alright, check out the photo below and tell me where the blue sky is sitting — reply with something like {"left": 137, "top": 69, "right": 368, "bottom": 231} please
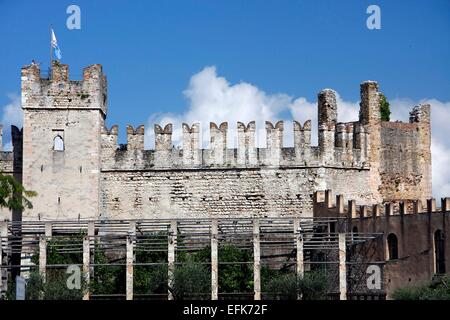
{"left": 1, "top": 1, "right": 449, "bottom": 125}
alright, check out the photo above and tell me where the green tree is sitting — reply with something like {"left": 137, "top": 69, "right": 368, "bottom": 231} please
{"left": 0, "top": 171, "right": 36, "bottom": 211}
{"left": 90, "top": 243, "right": 126, "bottom": 295}
{"left": 171, "top": 260, "right": 210, "bottom": 300}
{"left": 218, "top": 245, "right": 253, "bottom": 293}
{"left": 134, "top": 233, "right": 168, "bottom": 295}
{"left": 379, "top": 93, "right": 391, "bottom": 121}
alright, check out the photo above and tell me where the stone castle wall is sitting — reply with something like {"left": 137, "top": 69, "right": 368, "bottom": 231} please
{"left": 0, "top": 62, "right": 433, "bottom": 221}
{"left": 379, "top": 105, "right": 432, "bottom": 201}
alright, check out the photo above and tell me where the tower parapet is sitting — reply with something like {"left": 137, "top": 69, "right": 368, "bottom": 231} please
{"left": 21, "top": 61, "right": 107, "bottom": 115}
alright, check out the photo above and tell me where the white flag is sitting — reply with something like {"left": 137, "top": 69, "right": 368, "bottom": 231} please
{"left": 51, "top": 29, "right": 62, "bottom": 60}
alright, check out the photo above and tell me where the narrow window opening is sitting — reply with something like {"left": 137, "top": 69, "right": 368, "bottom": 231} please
{"left": 434, "top": 229, "right": 446, "bottom": 274}
{"left": 387, "top": 233, "right": 398, "bottom": 260}
{"left": 53, "top": 135, "right": 64, "bottom": 151}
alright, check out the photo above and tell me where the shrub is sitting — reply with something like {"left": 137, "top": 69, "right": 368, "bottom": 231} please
{"left": 171, "top": 261, "right": 210, "bottom": 300}
{"left": 391, "top": 285, "right": 424, "bottom": 300}
{"left": 262, "top": 271, "right": 330, "bottom": 300}
{"left": 90, "top": 246, "right": 125, "bottom": 295}
{"left": 264, "top": 270, "right": 330, "bottom": 300}
{"left": 24, "top": 270, "right": 86, "bottom": 300}
{"left": 298, "top": 270, "right": 330, "bottom": 300}
{"left": 392, "top": 276, "right": 450, "bottom": 300}
{"left": 379, "top": 93, "right": 391, "bottom": 121}
{"left": 134, "top": 264, "right": 168, "bottom": 295}
{"left": 218, "top": 245, "right": 253, "bottom": 293}
{"left": 264, "top": 273, "right": 298, "bottom": 300}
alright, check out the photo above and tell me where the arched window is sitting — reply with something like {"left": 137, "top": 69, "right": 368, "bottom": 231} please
{"left": 53, "top": 135, "right": 64, "bottom": 151}
{"left": 387, "top": 233, "right": 398, "bottom": 260}
{"left": 434, "top": 230, "right": 446, "bottom": 274}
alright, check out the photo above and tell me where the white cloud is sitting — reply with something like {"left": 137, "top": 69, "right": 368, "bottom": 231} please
{"left": 1, "top": 93, "right": 22, "bottom": 151}
{"left": 146, "top": 66, "right": 293, "bottom": 149}
{"left": 146, "top": 66, "right": 450, "bottom": 200}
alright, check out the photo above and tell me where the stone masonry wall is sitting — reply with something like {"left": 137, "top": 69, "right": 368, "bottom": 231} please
{"left": 100, "top": 167, "right": 372, "bottom": 219}
{"left": 11, "top": 62, "right": 432, "bottom": 221}
{"left": 379, "top": 104, "right": 432, "bottom": 203}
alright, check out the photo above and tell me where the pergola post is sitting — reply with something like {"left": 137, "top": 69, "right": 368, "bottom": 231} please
{"left": 168, "top": 220, "right": 177, "bottom": 300}
{"left": 44, "top": 222, "right": 53, "bottom": 238}
{"left": 0, "top": 221, "right": 6, "bottom": 292}
{"left": 82, "top": 236, "right": 90, "bottom": 300}
{"left": 211, "top": 219, "right": 219, "bottom": 300}
{"left": 294, "top": 218, "right": 304, "bottom": 278}
{"left": 253, "top": 219, "right": 261, "bottom": 300}
{"left": 126, "top": 221, "right": 136, "bottom": 300}
{"left": 39, "top": 236, "right": 47, "bottom": 282}
{"left": 126, "top": 235, "right": 134, "bottom": 300}
{"left": 338, "top": 233, "right": 347, "bottom": 300}
{"left": 87, "top": 221, "right": 95, "bottom": 283}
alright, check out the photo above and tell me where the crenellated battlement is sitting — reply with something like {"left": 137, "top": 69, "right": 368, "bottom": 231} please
{"left": 314, "top": 189, "right": 450, "bottom": 219}
{"left": 21, "top": 60, "right": 107, "bottom": 115}
{"left": 100, "top": 118, "right": 373, "bottom": 170}
{"left": 100, "top": 89, "right": 431, "bottom": 172}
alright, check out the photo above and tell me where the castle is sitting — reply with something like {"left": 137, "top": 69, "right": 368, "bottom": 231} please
{"left": 0, "top": 61, "right": 432, "bottom": 222}
{"left": 1, "top": 61, "right": 448, "bottom": 300}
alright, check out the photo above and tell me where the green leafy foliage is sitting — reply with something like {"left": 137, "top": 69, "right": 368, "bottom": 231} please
{"left": 134, "top": 233, "right": 168, "bottom": 295}
{"left": 379, "top": 93, "right": 391, "bottom": 121}
{"left": 7, "top": 270, "right": 88, "bottom": 300}
{"left": 263, "top": 270, "right": 330, "bottom": 300}
{"left": 5, "top": 232, "right": 332, "bottom": 300}
{"left": 171, "top": 260, "right": 210, "bottom": 300}
{"left": 264, "top": 273, "right": 298, "bottom": 300}
{"left": 392, "top": 275, "right": 450, "bottom": 300}
{"left": 90, "top": 243, "right": 126, "bottom": 295}
{"left": 298, "top": 270, "right": 330, "bottom": 300}
{"left": 34, "top": 270, "right": 86, "bottom": 300}
{"left": 218, "top": 244, "right": 253, "bottom": 293}
{"left": 0, "top": 171, "right": 36, "bottom": 211}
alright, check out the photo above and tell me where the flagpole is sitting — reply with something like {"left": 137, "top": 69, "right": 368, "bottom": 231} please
{"left": 49, "top": 26, "right": 53, "bottom": 79}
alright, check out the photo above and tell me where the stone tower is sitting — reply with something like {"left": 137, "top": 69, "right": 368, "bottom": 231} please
{"left": 21, "top": 61, "right": 107, "bottom": 220}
